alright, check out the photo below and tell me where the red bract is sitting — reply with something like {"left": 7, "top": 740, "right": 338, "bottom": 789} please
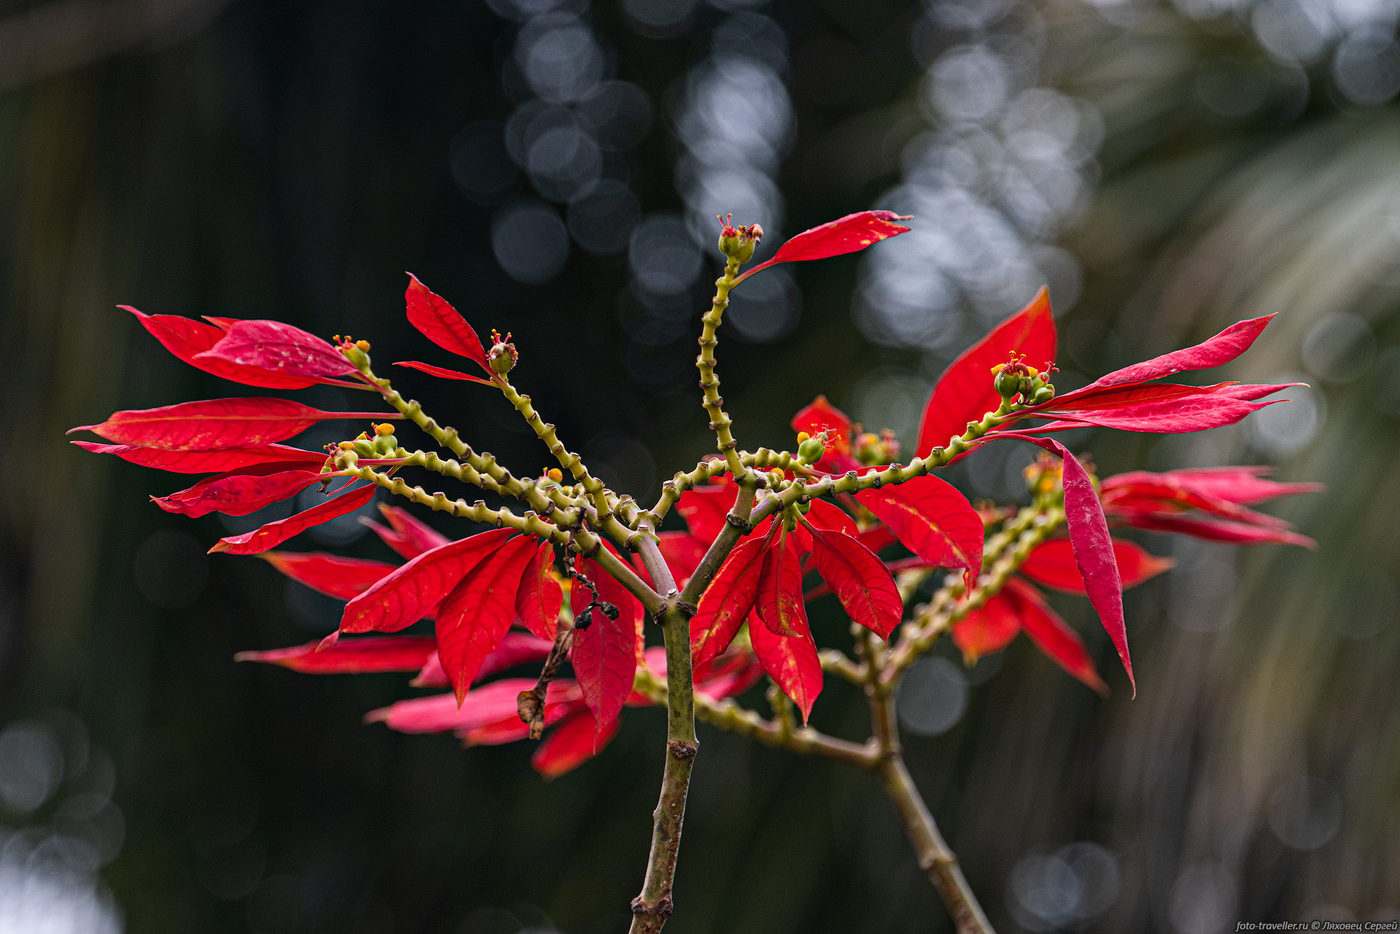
{"left": 393, "top": 361, "right": 495, "bottom": 386}
{"left": 735, "top": 210, "right": 912, "bottom": 284}
{"left": 1100, "top": 467, "right": 1319, "bottom": 547}
{"left": 806, "top": 526, "right": 903, "bottom": 640}
{"left": 748, "top": 610, "right": 822, "bottom": 722}
{"left": 435, "top": 535, "right": 539, "bottom": 702}
{"left": 790, "top": 396, "right": 861, "bottom": 473}
{"left": 1020, "top": 538, "right": 1173, "bottom": 595}
{"left": 260, "top": 551, "right": 396, "bottom": 600}
{"left": 690, "top": 536, "right": 768, "bottom": 667}
{"left": 362, "top": 504, "right": 451, "bottom": 560}
{"left": 235, "top": 636, "right": 435, "bottom": 674}
{"left": 856, "top": 476, "right": 983, "bottom": 592}
{"left": 533, "top": 709, "right": 620, "bottom": 778}
{"left": 571, "top": 552, "right": 644, "bottom": 732}
{"left": 72, "top": 440, "right": 325, "bottom": 474}
{"left": 674, "top": 484, "right": 733, "bottom": 543}
{"left": 71, "top": 398, "right": 394, "bottom": 451}
{"left": 756, "top": 527, "right": 807, "bottom": 637}
{"left": 515, "top": 540, "right": 563, "bottom": 641}
{"left": 413, "top": 633, "right": 554, "bottom": 689}
{"left": 152, "top": 468, "right": 327, "bottom": 518}
{"left": 209, "top": 483, "right": 377, "bottom": 555}
{"left": 915, "top": 288, "right": 1056, "bottom": 457}
{"left": 194, "top": 319, "right": 359, "bottom": 382}
{"left": 403, "top": 274, "right": 491, "bottom": 375}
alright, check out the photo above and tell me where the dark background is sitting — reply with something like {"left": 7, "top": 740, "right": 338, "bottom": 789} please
{"left": 2, "top": 0, "right": 1398, "bottom": 931}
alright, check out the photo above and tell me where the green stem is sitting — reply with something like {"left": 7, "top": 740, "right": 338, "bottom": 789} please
{"left": 696, "top": 258, "right": 749, "bottom": 481}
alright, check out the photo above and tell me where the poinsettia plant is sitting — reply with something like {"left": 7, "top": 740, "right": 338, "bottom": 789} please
{"left": 72, "top": 210, "right": 1317, "bottom": 933}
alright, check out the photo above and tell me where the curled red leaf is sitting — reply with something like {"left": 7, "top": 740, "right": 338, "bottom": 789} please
{"left": 122, "top": 305, "right": 336, "bottom": 389}
{"left": 736, "top": 210, "right": 912, "bottom": 283}
{"left": 193, "top": 319, "right": 358, "bottom": 381}
{"left": 152, "top": 468, "right": 326, "bottom": 517}
{"left": 209, "top": 483, "right": 377, "bottom": 555}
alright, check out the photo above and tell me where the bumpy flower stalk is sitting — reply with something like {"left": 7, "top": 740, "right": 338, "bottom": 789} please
{"left": 696, "top": 255, "right": 749, "bottom": 481}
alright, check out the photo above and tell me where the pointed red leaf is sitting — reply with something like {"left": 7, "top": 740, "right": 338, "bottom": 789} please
{"left": 152, "top": 468, "right": 325, "bottom": 517}
{"left": 259, "top": 551, "right": 397, "bottom": 600}
{"left": 1006, "top": 579, "right": 1107, "bottom": 694}
{"left": 412, "top": 632, "right": 554, "bottom": 688}
{"left": 435, "top": 534, "right": 537, "bottom": 702}
{"left": 689, "top": 536, "right": 768, "bottom": 667}
{"left": 1116, "top": 513, "right": 1316, "bottom": 548}
{"left": 209, "top": 483, "right": 376, "bottom": 554}
{"left": 756, "top": 528, "right": 806, "bottom": 637}
{"left": 805, "top": 499, "right": 858, "bottom": 537}
{"left": 461, "top": 682, "right": 585, "bottom": 746}
{"left": 122, "top": 305, "right": 329, "bottom": 389}
{"left": 1004, "top": 436, "right": 1132, "bottom": 694}
{"left": 532, "top": 708, "right": 621, "bottom": 778}
{"left": 364, "top": 504, "right": 451, "bottom": 560}
{"left": 194, "top": 319, "right": 358, "bottom": 381}
{"left": 515, "top": 540, "right": 563, "bottom": 641}
{"left": 1109, "top": 466, "right": 1322, "bottom": 507}
{"left": 576, "top": 547, "right": 644, "bottom": 647}
{"left": 339, "top": 527, "right": 514, "bottom": 633}
{"left": 1087, "top": 315, "right": 1275, "bottom": 390}
{"left": 856, "top": 475, "right": 984, "bottom": 591}
{"left": 951, "top": 593, "right": 1022, "bottom": 661}
{"left": 790, "top": 395, "right": 854, "bottom": 469}
{"left": 72, "top": 440, "right": 325, "bottom": 474}
{"left": 808, "top": 527, "right": 903, "bottom": 639}
{"left": 1021, "top": 538, "right": 1173, "bottom": 594}
{"left": 235, "top": 636, "right": 434, "bottom": 674}
{"left": 1029, "top": 382, "right": 1292, "bottom": 433}
{"left": 404, "top": 274, "right": 491, "bottom": 373}
{"left": 365, "top": 677, "right": 538, "bottom": 734}
{"left": 736, "top": 211, "right": 912, "bottom": 283}
{"left": 916, "top": 288, "right": 1056, "bottom": 457}
{"left": 674, "top": 485, "right": 733, "bottom": 543}
{"left": 571, "top": 591, "right": 640, "bottom": 734}
{"left": 749, "top": 614, "right": 822, "bottom": 723}
{"left": 72, "top": 398, "right": 394, "bottom": 450}
{"left": 394, "top": 361, "right": 495, "bottom": 385}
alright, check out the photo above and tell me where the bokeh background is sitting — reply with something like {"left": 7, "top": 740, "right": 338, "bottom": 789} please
{"left": 2, "top": 0, "right": 1398, "bottom": 931}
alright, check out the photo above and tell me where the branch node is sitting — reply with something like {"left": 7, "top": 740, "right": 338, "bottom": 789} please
{"left": 667, "top": 740, "right": 698, "bottom": 760}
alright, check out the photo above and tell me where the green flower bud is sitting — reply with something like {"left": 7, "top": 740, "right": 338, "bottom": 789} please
{"left": 797, "top": 436, "right": 827, "bottom": 464}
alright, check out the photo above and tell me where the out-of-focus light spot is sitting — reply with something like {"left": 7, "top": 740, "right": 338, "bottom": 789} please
{"left": 483, "top": 0, "right": 581, "bottom": 22}
{"left": 712, "top": 12, "right": 788, "bottom": 67}
{"left": 1169, "top": 861, "right": 1237, "bottom": 934}
{"left": 1057, "top": 842, "right": 1120, "bottom": 921}
{"left": 525, "top": 124, "right": 602, "bottom": 203}
{"left": 1008, "top": 851, "right": 1082, "bottom": 931}
{"left": 576, "top": 81, "right": 653, "bottom": 151}
{"left": 516, "top": 16, "right": 605, "bottom": 104}
{"left": 679, "top": 162, "right": 781, "bottom": 244}
{"left": 1268, "top": 773, "right": 1343, "bottom": 849}
{"left": 1251, "top": 0, "right": 1333, "bottom": 64}
{"left": 924, "top": 46, "right": 1012, "bottom": 125}
{"left": 0, "top": 722, "right": 63, "bottom": 814}
{"left": 706, "top": 0, "right": 767, "bottom": 11}
{"left": 1245, "top": 377, "right": 1323, "bottom": 457}
{"left": 450, "top": 122, "right": 518, "bottom": 204}
{"left": 133, "top": 529, "right": 207, "bottom": 609}
{"left": 493, "top": 201, "right": 571, "bottom": 284}
{"left": 726, "top": 267, "right": 799, "bottom": 344}
{"left": 1302, "top": 312, "right": 1376, "bottom": 382}
{"left": 1332, "top": 32, "right": 1400, "bottom": 105}
{"left": 927, "top": 0, "right": 1015, "bottom": 31}
{"left": 897, "top": 657, "right": 968, "bottom": 735}
{"left": 629, "top": 214, "right": 703, "bottom": 296}
{"left": 0, "top": 840, "right": 121, "bottom": 934}
{"left": 568, "top": 181, "right": 640, "bottom": 254}
{"left": 621, "top": 0, "right": 698, "bottom": 35}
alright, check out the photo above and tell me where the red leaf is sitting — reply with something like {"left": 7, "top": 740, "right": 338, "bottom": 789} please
{"left": 194, "top": 319, "right": 358, "bottom": 381}
{"left": 571, "top": 591, "right": 640, "bottom": 734}
{"left": 72, "top": 440, "right": 325, "bottom": 474}
{"left": 152, "top": 468, "right": 325, "bottom": 517}
{"left": 404, "top": 274, "right": 491, "bottom": 373}
{"left": 916, "top": 288, "right": 1056, "bottom": 457}
{"left": 856, "top": 475, "right": 984, "bottom": 591}
{"left": 413, "top": 632, "right": 553, "bottom": 688}
{"left": 365, "top": 504, "right": 451, "bottom": 560}
{"left": 436, "top": 534, "right": 537, "bottom": 702}
{"left": 1029, "top": 382, "right": 1292, "bottom": 433}
{"left": 1115, "top": 513, "right": 1316, "bottom": 548}
{"left": 209, "top": 483, "right": 376, "bottom": 554}
{"left": 461, "top": 682, "right": 585, "bottom": 745}
{"left": 339, "top": 527, "right": 514, "bottom": 633}
{"left": 805, "top": 499, "right": 858, "bottom": 537}
{"left": 122, "top": 305, "right": 327, "bottom": 389}
{"left": 1110, "top": 466, "right": 1322, "bottom": 507}
{"left": 1007, "top": 436, "right": 1133, "bottom": 694}
{"left": 808, "top": 527, "right": 903, "bottom": 639}
{"left": 674, "top": 485, "right": 733, "bottom": 543}
{"left": 1086, "top": 315, "right": 1274, "bottom": 390}
{"left": 515, "top": 539, "right": 563, "bottom": 641}
{"left": 1006, "top": 579, "right": 1107, "bottom": 694}
{"left": 689, "top": 536, "right": 768, "bottom": 667}
{"left": 736, "top": 210, "right": 912, "bottom": 283}
{"left": 576, "top": 547, "right": 644, "bottom": 648}
{"left": 1021, "top": 539, "right": 1173, "bottom": 594}
{"left": 756, "top": 528, "right": 806, "bottom": 637}
{"left": 951, "top": 593, "right": 1022, "bottom": 661}
{"left": 260, "top": 551, "right": 397, "bottom": 600}
{"left": 532, "top": 708, "right": 620, "bottom": 778}
{"left": 394, "top": 361, "right": 495, "bottom": 385}
{"left": 748, "top": 614, "right": 822, "bottom": 723}
{"left": 790, "top": 395, "right": 853, "bottom": 465}
{"left": 366, "top": 677, "right": 538, "bottom": 734}
{"left": 235, "top": 636, "right": 434, "bottom": 674}
{"left": 72, "top": 398, "right": 394, "bottom": 450}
